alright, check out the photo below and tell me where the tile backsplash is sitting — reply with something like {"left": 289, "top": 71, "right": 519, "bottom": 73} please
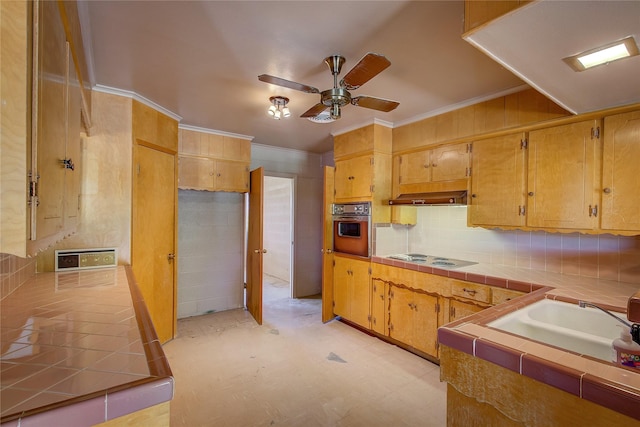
{"left": 374, "top": 206, "right": 640, "bottom": 285}
{"left": 0, "top": 253, "right": 36, "bottom": 299}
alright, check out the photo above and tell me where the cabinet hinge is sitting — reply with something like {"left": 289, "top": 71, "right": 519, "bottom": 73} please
{"left": 332, "top": 259, "right": 335, "bottom": 267}
{"left": 370, "top": 185, "right": 374, "bottom": 193}
{"left": 28, "top": 171, "right": 40, "bottom": 207}
{"left": 591, "top": 127, "right": 600, "bottom": 139}
{"left": 435, "top": 303, "right": 440, "bottom": 313}
{"left": 368, "top": 267, "right": 372, "bottom": 275}
{"left": 589, "top": 204, "right": 598, "bottom": 217}
{"left": 518, "top": 205, "right": 526, "bottom": 216}
{"left": 399, "top": 156, "right": 403, "bottom": 164}
{"left": 520, "top": 138, "right": 528, "bottom": 149}
{"left": 370, "top": 157, "right": 374, "bottom": 166}
{"left": 465, "top": 167, "right": 471, "bottom": 177}
{"left": 467, "top": 143, "right": 472, "bottom": 153}
{"left": 368, "top": 315, "right": 371, "bottom": 322}
{"left": 137, "top": 163, "right": 141, "bottom": 175}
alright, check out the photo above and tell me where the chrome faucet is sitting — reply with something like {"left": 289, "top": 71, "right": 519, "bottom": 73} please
{"left": 578, "top": 300, "right": 632, "bottom": 328}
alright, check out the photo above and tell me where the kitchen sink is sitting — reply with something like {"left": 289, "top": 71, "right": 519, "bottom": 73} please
{"left": 488, "top": 299, "right": 626, "bottom": 362}
{"left": 386, "top": 253, "right": 477, "bottom": 269}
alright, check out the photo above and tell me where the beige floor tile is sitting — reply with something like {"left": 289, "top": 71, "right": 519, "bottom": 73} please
{"left": 164, "top": 275, "right": 446, "bottom": 426}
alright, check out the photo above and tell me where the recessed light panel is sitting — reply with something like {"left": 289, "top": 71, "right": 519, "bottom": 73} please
{"left": 564, "top": 36, "right": 639, "bottom": 72}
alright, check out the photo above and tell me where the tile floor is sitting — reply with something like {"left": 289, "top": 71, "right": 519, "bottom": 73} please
{"left": 163, "top": 275, "right": 447, "bottom": 426}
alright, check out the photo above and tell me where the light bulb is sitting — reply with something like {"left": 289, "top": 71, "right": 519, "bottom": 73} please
{"left": 282, "top": 106, "right": 290, "bottom": 118}
{"left": 268, "top": 105, "right": 276, "bottom": 116}
{"left": 274, "top": 109, "right": 281, "bottom": 120}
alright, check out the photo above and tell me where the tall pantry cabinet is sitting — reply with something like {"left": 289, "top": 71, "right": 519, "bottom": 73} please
{"left": 330, "top": 123, "right": 392, "bottom": 326}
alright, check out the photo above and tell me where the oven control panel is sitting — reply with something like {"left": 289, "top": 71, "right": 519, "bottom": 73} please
{"left": 332, "top": 202, "right": 371, "bottom": 216}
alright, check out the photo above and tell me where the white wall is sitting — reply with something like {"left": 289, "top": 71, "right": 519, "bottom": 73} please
{"left": 263, "top": 176, "right": 292, "bottom": 282}
{"left": 177, "top": 190, "right": 244, "bottom": 318}
{"left": 375, "top": 206, "right": 640, "bottom": 285}
{"left": 251, "top": 143, "right": 324, "bottom": 297}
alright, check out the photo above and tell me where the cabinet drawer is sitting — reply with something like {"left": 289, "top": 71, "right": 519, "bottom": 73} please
{"left": 492, "top": 288, "right": 524, "bottom": 305}
{"left": 450, "top": 280, "right": 491, "bottom": 304}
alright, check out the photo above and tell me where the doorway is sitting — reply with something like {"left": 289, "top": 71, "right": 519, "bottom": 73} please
{"left": 262, "top": 175, "right": 294, "bottom": 303}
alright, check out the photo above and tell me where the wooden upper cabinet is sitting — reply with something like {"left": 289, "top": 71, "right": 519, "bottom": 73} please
{"left": 601, "top": 111, "right": 640, "bottom": 233}
{"left": 177, "top": 129, "right": 250, "bottom": 193}
{"left": 397, "top": 143, "right": 470, "bottom": 194}
{"left": 334, "top": 155, "right": 374, "bottom": 200}
{"left": 464, "top": 1, "right": 530, "bottom": 33}
{"left": 132, "top": 101, "right": 178, "bottom": 151}
{"left": 469, "top": 133, "right": 527, "bottom": 228}
{"left": 333, "top": 124, "right": 392, "bottom": 222}
{"left": 527, "top": 120, "right": 601, "bottom": 231}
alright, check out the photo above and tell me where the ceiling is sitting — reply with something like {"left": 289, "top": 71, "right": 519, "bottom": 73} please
{"left": 78, "top": 1, "right": 638, "bottom": 154}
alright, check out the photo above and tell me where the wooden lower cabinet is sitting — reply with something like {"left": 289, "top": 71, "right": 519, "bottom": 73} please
{"left": 333, "top": 256, "right": 371, "bottom": 329}
{"left": 388, "top": 285, "right": 439, "bottom": 357}
{"left": 371, "top": 279, "right": 388, "bottom": 335}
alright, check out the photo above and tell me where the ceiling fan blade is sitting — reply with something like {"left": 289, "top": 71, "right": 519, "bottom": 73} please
{"left": 351, "top": 96, "right": 399, "bottom": 112}
{"left": 340, "top": 53, "right": 391, "bottom": 90}
{"left": 300, "top": 103, "right": 328, "bottom": 118}
{"left": 258, "top": 74, "right": 320, "bottom": 94}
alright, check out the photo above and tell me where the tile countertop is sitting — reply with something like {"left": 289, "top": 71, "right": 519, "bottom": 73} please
{"left": 0, "top": 266, "right": 173, "bottom": 426}
{"left": 370, "top": 257, "right": 640, "bottom": 420}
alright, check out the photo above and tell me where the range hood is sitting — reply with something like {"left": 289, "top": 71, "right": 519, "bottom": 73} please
{"left": 388, "top": 191, "right": 467, "bottom": 206}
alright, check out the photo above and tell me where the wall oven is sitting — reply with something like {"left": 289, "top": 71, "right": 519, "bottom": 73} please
{"left": 332, "top": 202, "right": 371, "bottom": 258}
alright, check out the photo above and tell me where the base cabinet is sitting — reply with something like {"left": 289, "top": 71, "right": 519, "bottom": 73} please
{"left": 388, "top": 285, "right": 439, "bottom": 357}
{"left": 333, "top": 256, "right": 371, "bottom": 329}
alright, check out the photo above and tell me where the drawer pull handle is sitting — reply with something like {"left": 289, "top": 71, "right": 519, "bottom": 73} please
{"left": 462, "top": 288, "right": 477, "bottom": 295}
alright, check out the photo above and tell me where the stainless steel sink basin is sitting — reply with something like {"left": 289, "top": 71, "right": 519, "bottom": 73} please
{"left": 488, "top": 299, "right": 626, "bottom": 362}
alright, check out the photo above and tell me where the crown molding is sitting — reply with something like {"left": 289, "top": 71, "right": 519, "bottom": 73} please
{"left": 92, "top": 85, "right": 183, "bottom": 122}
{"left": 179, "top": 124, "right": 254, "bottom": 141}
{"left": 330, "top": 117, "right": 394, "bottom": 137}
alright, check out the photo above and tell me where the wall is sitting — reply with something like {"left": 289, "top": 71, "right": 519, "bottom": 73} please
{"left": 375, "top": 206, "right": 640, "bottom": 285}
{"left": 251, "top": 143, "right": 324, "bottom": 298}
{"left": 0, "top": 255, "right": 36, "bottom": 299}
{"left": 37, "top": 91, "right": 133, "bottom": 271}
{"left": 263, "top": 176, "right": 292, "bottom": 283}
{"left": 177, "top": 190, "right": 244, "bottom": 318}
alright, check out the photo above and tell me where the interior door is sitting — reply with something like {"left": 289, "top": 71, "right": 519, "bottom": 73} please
{"left": 321, "top": 166, "right": 335, "bottom": 323}
{"left": 246, "top": 167, "right": 264, "bottom": 325}
{"left": 132, "top": 144, "right": 176, "bottom": 343}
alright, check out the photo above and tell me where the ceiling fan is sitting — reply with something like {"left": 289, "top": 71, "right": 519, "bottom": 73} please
{"left": 258, "top": 52, "right": 400, "bottom": 121}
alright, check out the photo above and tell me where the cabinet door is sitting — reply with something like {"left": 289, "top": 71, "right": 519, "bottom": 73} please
{"left": 411, "top": 292, "right": 439, "bottom": 356}
{"left": 601, "top": 111, "right": 640, "bottom": 232}
{"left": 178, "top": 156, "right": 214, "bottom": 190}
{"left": 527, "top": 120, "right": 600, "bottom": 230}
{"left": 430, "top": 143, "right": 470, "bottom": 182}
{"left": 469, "top": 133, "right": 526, "bottom": 227}
{"left": 371, "top": 279, "right": 387, "bottom": 335}
{"left": 388, "top": 286, "right": 414, "bottom": 346}
{"left": 333, "top": 257, "right": 351, "bottom": 318}
{"left": 350, "top": 259, "right": 371, "bottom": 329}
{"left": 34, "top": 0, "right": 67, "bottom": 240}
{"left": 398, "top": 150, "right": 431, "bottom": 185}
{"left": 335, "top": 155, "right": 373, "bottom": 200}
{"left": 214, "top": 160, "right": 249, "bottom": 192}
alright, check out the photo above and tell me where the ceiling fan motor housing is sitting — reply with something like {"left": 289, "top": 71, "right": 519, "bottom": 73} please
{"left": 321, "top": 88, "right": 351, "bottom": 107}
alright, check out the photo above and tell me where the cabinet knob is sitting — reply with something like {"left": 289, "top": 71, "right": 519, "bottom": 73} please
{"left": 471, "top": 194, "right": 477, "bottom": 198}
{"left": 603, "top": 187, "right": 612, "bottom": 194}
{"left": 254, "top": 249, "right": 267, "bottom": 254}
{"left": 528, "top": 192, "right": 534, "bottom": 197}
{"left": 167, "top": 253, "right": 175, "bottom": 261}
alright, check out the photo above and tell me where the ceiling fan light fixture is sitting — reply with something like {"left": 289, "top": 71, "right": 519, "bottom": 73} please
{"left": 563, "top": 36, "right": 639, "bottom": 72}
{"left": 267, "top": 96, "right": 290, "bottom": 120}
